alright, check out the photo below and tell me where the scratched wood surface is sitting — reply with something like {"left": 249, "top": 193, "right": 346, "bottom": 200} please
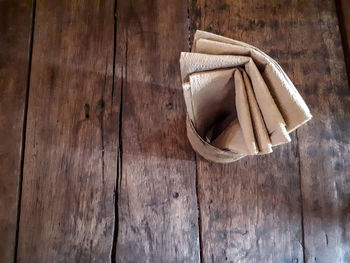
{"left": 294, "top": 1, "right": 350, "bottom": 262}
{"left": 189, "top": 1, "right": 304, "bottom": 262}
{"left": 114, "top": 0, "right": 200, "bottom": 262}
{"left": 0, "top": 0, "right": 349, "bottom": 262}
{"left": 189, "top": 0, "right": 350, "bottom": 262}
{"left": 0, "top": 1, "right": 33, "bottom": 263}
{"left": 15, "top": 0, "right": 119, "bottom": 262}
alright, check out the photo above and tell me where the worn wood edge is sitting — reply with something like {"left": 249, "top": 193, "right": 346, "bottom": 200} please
{"left": 0, "top": 0, "right": 35, "bottom": 262}
{"left": 14, "top": 1, "right": 37, "bottom": 262}
{"left": 110, "top": 0, "right": 119, "bottom": 262}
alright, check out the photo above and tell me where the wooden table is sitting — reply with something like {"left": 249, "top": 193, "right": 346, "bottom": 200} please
{"left": 1, "top": 0, "right": 349, "bottom": 262}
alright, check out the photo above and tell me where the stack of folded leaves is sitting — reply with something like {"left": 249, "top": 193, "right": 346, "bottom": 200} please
{"left": 180, "top": 30, "right": 312, "bottom": 163}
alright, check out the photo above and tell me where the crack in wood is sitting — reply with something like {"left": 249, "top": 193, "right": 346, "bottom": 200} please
{"left": 14, "top": 1, "right": 37, "bottom": 262}
{"left": 111, "top": 0, "right": 119, "bottom": 262}
{"left": 187, "top": 1, "right": 203, "bottom": 262}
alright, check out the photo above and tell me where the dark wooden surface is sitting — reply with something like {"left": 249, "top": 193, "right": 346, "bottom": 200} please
{"left": 0, "top": 1, "right": 34, "bottom": 262}
{"left": 290, "top": 1, "right": 350, "bottom": 261}
{"left": 0, "top": 0, "right": 349, "bottom": 262}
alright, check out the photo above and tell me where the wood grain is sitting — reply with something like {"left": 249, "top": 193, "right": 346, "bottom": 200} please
{"left": 114, "top": 0, "right": 200, "bottom": 262}
{"left": 293, "top": 1, "right": 350, "bottom": 262}
{"left": 1, "top": 0, "right": 348, "bottom": 261}
{"left": 16, "top": 0, "right": 119, "bottom": 262}
{"left": 0, "top": 1, "right": 34, "bottom": 262}
{"left": 189, "top": 0, "right": 307, "bottom": 262}
{"left": 190, "top": 0, "right": 350, "bottom": 262}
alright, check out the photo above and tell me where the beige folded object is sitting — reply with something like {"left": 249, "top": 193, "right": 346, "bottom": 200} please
{"left": 180, "top": 30, "right": 312, "bottom": 163}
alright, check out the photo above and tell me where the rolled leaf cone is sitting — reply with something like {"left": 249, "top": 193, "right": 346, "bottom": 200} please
{"left": 180, "top": 30, "right": 312, "bottom": 163}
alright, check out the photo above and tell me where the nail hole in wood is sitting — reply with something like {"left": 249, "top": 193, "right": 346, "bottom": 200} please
{"left": 166, "top": 102, "right": 173, "bottom": 110}
{"left": 84, "top": 104, "right": 90, "bottom": 119}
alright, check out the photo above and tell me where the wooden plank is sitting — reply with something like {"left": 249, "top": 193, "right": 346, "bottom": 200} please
{"left": 0, "top": 1, "right": 33, "bottom": 262}
{"left": 114, "top": 0, "right": 200, "bottom": 262}
{"left": 190, "top": 0, "right": 350, "bottom": 262}
{"left": 16, "top": 0, "right": 119, "bottom": 262}
{"left": 189, "top": 1, "right": 307, "bottom": 262}
{"left": 293, "top": 1, "right": 350, "bottom": 262}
